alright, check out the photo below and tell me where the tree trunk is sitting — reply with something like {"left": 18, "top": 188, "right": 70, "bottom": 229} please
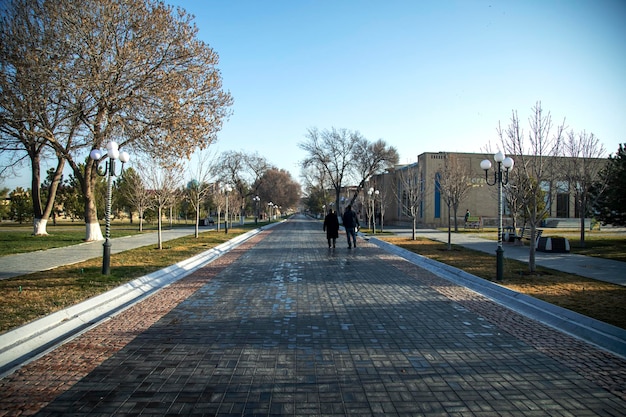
{"left": 84, "top": 181, "right": 104, "bottom": 241}
{"left": 528, "top": 226, "right": 537, "bottom": 273}
{"left": 335, "top": 188, "right": 342, "bottom": 219}
{"left": 82, "top": 158, "right": 104, "bottom": 241}
{"left": 157, "top": 206, "right": 163, "bottom": 250}
{"left": 33, "top": 218, "right": 48, "bottom": 235}
{"left": 452, "top": 206, "right": 459, "bottom": 232}
{"left": 447, "top": 203, "right": 452, "bottom": 250}
{"left": 33, "top": 158, "right": 66, "bottom": 236}
{"left": 579, "top": 196, "right": 586, "bottom": 248}
{"left": 30, "top": 155, "right": 47, "bottom": 236}
{"left": 412, "top": 217, "right": 416, "bottom": 240}
{"left": 195, "top": 204, "right": 200, "bottom": 238}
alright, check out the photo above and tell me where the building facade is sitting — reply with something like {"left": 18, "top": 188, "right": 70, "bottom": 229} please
{"left": 367, "top": 151, "right": 605, "bottom": 228}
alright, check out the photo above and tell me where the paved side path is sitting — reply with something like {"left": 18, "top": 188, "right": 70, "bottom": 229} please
{"left": 2, "top": 216, "right": 623, "bottom": 416}
{"left": 0, "top": 227, "right": 201, "bottom": 280}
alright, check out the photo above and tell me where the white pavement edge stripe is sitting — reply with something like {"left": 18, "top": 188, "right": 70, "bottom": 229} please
{"left": 369, "top": 236, "right": 626, "bottom": 360}
{"left": 0, "top": 223, "right": 280, "bottom": 377}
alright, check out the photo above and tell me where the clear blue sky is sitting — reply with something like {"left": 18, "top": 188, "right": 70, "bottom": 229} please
{"left": 3, "top": 0, "right": 625, "bottom": 189}
{"left": 170, "top": 0, "right": 625, "bottom": 177}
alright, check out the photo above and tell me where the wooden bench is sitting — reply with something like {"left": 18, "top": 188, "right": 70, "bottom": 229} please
{"left": 464, "top": 216, "right": 482, "bottom": 230}
{"left": 515, "top": 227, "right": 543, "bottom": 245}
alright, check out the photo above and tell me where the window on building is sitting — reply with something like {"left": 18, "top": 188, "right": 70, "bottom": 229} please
{"left": 556, "top": 180, "right": 570, "bottom": 218}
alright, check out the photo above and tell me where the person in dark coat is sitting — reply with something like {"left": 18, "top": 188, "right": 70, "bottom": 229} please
{"left": 342, "top": 204, "right": 360, "bottom": 248}
{"left": 323, "top": 209, "right": 339, "bottom": 248}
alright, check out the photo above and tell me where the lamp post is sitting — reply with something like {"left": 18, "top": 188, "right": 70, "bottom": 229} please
{"left": 89, "top": 141, "right": 130, "bottom": 275}
{"left": 480, "top": 151, "right": 514, "bottom": 281}
{"left": 253, "top": 195, "right": 260, "bottom": 224}
{"left": 267, "top": 202, "right": 273, "bottom": 223}
{"left": 368, "top": 187, "right": 377, "bottom": 234}
{"left": 374, "top": 190, "right": 383, "bottom": 232}
{"left": 223, "top": 184, "right": 232, "bottom": 234}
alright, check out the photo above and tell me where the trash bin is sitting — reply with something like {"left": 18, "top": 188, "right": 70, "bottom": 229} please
{"left": 537, "top": 237, "right": 570, "bottom": 253}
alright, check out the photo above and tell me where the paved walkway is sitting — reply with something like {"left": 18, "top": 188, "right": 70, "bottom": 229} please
{"left": 1, "top": 216, "right": 624, "bottom": 416}
{"left": 0, "top": 226, "right": 209, "bottom": 280}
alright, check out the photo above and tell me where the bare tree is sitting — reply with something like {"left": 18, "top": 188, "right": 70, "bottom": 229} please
{"left": 212, "top": 183, "right": 226, "bottom": 231}
{"left": 352, "top": 138, "right": 399, "bottom": 206}
{"left": 437, "top": 154, "right": 472, "bottom": 233}
{"left": 300, "top": 127, "right": 359, "bottom": 214}
{"left": 217, "top": 151, "right": 271, "bottom": 222}
{"left": 394, "top": 164, "right": 427, "bottom": 240}
{"left": 562, "top": 130, "right": 607, "bottom": 246}
{"left": 300, "top": 157, "right": 333, "bottom": 216}
{"left": 299, "top": 127, "right": 398, "bottom": 216}
{"left": 497, "top": 102, "right": 565, "bottom": 273}
{"left": 185, "top": 150, "right": 218, "bottom": 238}
{"left": 117, "top": 167, "right": 150, "bottom": 232}
{"left": 138, "top": 157, "right": 183, "bottom": 250}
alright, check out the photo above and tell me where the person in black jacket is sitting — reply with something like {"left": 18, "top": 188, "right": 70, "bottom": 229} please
{"left": 342, "top": 205, "right": 360, "bottom": 248}
{"left": 323, "top": 209, "right": 339, "bottom": 248}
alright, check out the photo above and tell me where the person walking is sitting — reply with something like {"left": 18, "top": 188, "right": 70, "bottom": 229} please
{"left": 342, "top": 204, "right": 360, "bottom": 248}
{"left": 323, "top": 209, "right": 339, "bottom": 248}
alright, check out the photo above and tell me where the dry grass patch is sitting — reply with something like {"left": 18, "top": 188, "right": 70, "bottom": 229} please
{"left": 382, "top": 237, "right": 626, "bottom": 330}
{"left": 0, "top": 229, "right": 247, "bottom": 333}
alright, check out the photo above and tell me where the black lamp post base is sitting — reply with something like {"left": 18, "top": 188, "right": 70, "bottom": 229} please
{"left": 496, "top": 246, "right": 504, "bottom": 281}
{"left": 102, "top": 239, "right": 111, "bottom": 275}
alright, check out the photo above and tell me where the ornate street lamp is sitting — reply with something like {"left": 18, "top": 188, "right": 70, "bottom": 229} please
{"left": 253, "top": 195, "right": 260, "bottom": 224}
{"left": 268, "top": 202, "right": 274, "bottom": 222}
{"left": 89, "top": 141, "right": 130, "bottom": 275}
{"left": 480, "top": 151, "right": 514, "bottom": 281}
{"left": 368, "top": 187, "right": 378, "bottom": 234}
{"left": 223, "top": 184, "right": 232, "bottom": 234}
{"left": 374, "top": 190, "right": 383, "bottom": 232}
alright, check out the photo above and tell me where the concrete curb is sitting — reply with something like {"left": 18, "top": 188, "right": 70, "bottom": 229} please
{"left": 0, "top": 223, "right": 280, "bottom": 377}
{"left": 369, "top": 236, "right": 626, "bottom": 359}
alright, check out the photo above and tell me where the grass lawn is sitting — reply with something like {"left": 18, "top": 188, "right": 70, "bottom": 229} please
{"left": 469, "top": 227, "right": 626, "bottom": 261}
{"left": 381, "top": 236, "right": 626, "bottom": 330}
{"left": 0, "top": 221, "right": 198, "bottom": 256}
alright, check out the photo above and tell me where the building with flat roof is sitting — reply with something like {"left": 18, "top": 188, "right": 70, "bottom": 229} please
{"left": 365, "top": 151, "right": 606, "bottom": 229}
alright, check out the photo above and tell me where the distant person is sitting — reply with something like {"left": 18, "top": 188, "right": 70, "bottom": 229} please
{"left": 464, "top": 209, "right": 470, "bottom": 224}
{"left": 323, "top": 209, "right": 339, "bottom": 248}
{"left": 342, "top": 204, "right": 360, "bottom": 248}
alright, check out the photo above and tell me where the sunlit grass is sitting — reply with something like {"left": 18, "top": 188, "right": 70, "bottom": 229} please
{"left": 382, "top": 236, "right": 626, "bottom": 330}
{"left": 455, "top": 227, "right": 626, "bottom": 262}
{"left": 0, "top": 228, "right": 248, "bottom": 333}
{"left": 0, "top": 221, "right": 199, "bottom": 256}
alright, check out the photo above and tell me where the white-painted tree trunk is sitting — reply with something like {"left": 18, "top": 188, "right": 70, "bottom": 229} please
{"left": 33, "top": 218, "right": 49, "bottom": 236}
{"left": 85, "top": 222, "right": 104, "bottom": 241}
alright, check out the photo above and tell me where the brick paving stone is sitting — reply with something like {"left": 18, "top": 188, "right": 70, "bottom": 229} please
{"left": 0, "top": 216, "right": 625, "bottom": 416}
